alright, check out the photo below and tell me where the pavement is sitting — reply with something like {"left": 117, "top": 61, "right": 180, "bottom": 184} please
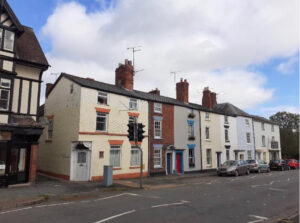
{"left": 0, "top": 169, "right": 298, "bottom": 223}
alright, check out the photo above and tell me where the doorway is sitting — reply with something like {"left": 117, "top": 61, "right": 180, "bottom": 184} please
{"left": 71, "top": 142, "right": 91, "bottom": 181}
{"left": 166, "top": 153, "right": 172, "bottom": 175}
{"left": 176, "top": 152, "right": 183, "bottom": 174}
{"left": 216, "top": 152, "right": 221, "bottom": 167}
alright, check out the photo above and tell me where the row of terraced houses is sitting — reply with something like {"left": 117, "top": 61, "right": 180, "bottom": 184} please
{"left": 0, "top": 0, "right": 281, "bottom": 186}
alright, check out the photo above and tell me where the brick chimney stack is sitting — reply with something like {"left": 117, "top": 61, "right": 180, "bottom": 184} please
{"left": 176, "top": 78, "right": 189, "bottom": 103}
{"left": 115, "top": 59, "right": 134, "bottom": 90}
{"left": 149, "top": 88, "right": 160, "bottom": 95}
{"left": 202, "top": 87, "right": 217, "bottom": 109}
{"left": 45, "top": 83, "right": 54, "bottom": 98}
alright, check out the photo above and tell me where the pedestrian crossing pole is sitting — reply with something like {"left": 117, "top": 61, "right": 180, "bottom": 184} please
{"left": 134, "top": 123, "right": 143, "bottom": 189}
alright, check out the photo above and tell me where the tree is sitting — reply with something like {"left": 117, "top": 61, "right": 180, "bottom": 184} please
{"left": 270, "top": 112, "right": 299, "bottom": 159}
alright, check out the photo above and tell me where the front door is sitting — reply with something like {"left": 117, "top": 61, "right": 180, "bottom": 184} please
{"left": 167, "top": 153, "right": 172, "bottom": 174}
{"left": 217, "top": 152, "right": 221, "bottom": 167}
{"left": 176, "top": 153, "right": 181, "bottom": 173}
{"left": 72, "top": 149, "right": 91, "bottom": 181}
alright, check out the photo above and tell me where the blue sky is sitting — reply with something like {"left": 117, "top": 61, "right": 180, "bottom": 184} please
{"left": 8, "top": 0, "right": 299, "bottom": 118}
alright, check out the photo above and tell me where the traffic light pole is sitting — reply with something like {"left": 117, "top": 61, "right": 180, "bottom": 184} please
{"left": 137, "top": 145, "right": 143, "bottom": 189}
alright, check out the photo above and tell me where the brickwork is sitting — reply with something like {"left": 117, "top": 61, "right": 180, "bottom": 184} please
{"left": 29, "top": 144, "right": 38, "bottom": 183}
{"left": 149, "top": 102, "right": 174, "bottom": 175}
{"left": 115, "top": 59, "right": 134, "bottom": 90}
{"left": 176, "top": 79, "right": 189, "bottom": 103}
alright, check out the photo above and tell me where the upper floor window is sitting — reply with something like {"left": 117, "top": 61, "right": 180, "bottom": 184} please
{"left": 0, "top": 29, "right": 15, "bottom": 52}
{"left": 0, "top": 78, "right": 11, "bottom": 111}
{"left": 205, "top": 112, "right": 210, "bottom": 120}
{"left": 188, "top": 124, "right": 194, "bottom": 137}
{"left": 205, "top": 127, "right": 210, "bottom": 140}
{"left": 261, "top": 122, "right": 265, "bottom": 131}
{"left": 129, "top": 116, "right": 137, "bottom": 124}
{"left": 129, "top": 98, "right": 138, "bottom": 110}
{"left": 154, "top": 103, "right": 162, "bottom": 113}
{"left": 225, "top": 129, "right": 229, "bottom": 142}
{"left": 70, "top": 84, "right": 74, "bottom": 94}
{"left": 98, "top": 92, "right": 108, "bottom": 105}
{"left": 246, "top": 132, "right": 251, "bottom": 144}
{"left": 96, "top": 112, "right": 107, "bottom": 132}
{"left": 271, "top": 125, "right": 274, "bottom": 132}
{"left": 154, "top": 120, "right": 162, "bottom": 139}
{"left": 245, "top": 119, "right": 250, "bottom": 127}
{"left": 47, "top": 119, "right": 54, "bottom": 140}
{"left": 224, "top": 116, "right": 229, "bottom": 124}
{"left": 262, "top": 135, "right": 266, "bottom": 147}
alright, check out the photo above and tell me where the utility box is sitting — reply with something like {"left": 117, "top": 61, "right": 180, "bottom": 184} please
{"left": 103, "top": 165, "right": 113, "bottom": 187}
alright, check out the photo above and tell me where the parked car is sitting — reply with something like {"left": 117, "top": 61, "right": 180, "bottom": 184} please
{"left": 286, "top": 159, "right": 299, "bottom": 169}
{"left": 246, "top": 159, "right": 270, "bottom": 173}
{"left": 269, "top": 160, "right": 290, "bottom": 171}
{"left": 217, "top": 160, "right": 250, "bottom": 176}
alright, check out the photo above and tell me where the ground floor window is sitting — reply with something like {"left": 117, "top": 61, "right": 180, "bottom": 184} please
{"left": 0, "top": 143, "right": 7, "bottom": 176}
{"left": 240, "top": 154, "right": 244, "bottom": 160}
{"left": 189, "top": 148, "right": 195, "bottom": 167}
{"left": 247, "top": 151, "right": 252, "bottom": 160}
{"left": 110, "top": 146, "right": 121, "bottom": 167}
{"left": 153, "top": 148, "right": 161, "bottom": 168}
{"left": 130, "top": 147, "right": 140, "bottom": 167}
{"left": 263, "top": 152, "right": 266, "bottom": 161}
{"left": 206, "top": 149, "right": 212, "bottom": 165}
{"left": 226, "top": 150, "right": 230, "bottom": 161}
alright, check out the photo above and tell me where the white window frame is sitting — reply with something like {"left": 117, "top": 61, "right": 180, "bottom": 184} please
{"left": 154, "top": 120, "right": 162, "bottom": 139}
{"left": 129, "top": 98, "right": 138, "bottom": 110}
{"left": 130, "top": 147, "right": 140, "bottom": 167}
{"left": 154, "top": 103, "right": 162, "bottom": 113}
{"left": 261, "top": 122, "right": 265, "bottom": 131}
{"left": 47, "top": 119, "right": 54, "bottom": 140}
{"left": 189, "top": 148, "right": 195, "bottom": 167}
{"left": 96, "top": 112, "right": 107, "bottom": 132}
{"left": 245, "top": 119, "right": 250, "bottom": 127}
{"left": 188, "top": 124, "right": 194, "bottom": 137}
{"left": 246, "top": 132, "right": 251, "bottom": 144}
{"left": 224, "top": 116, "right": 229, "bottom": 124}
{"left": 153, "top": 148, "right": 162, "bottom": 168}
{"left": 0, "top": 89, "right": 10, "bottom": 111}
{"left": 206, "top": 149, "right": 212, "bottom": 165}
{"left": 205, "top": 112, "right": 210, "bottom": 120}
{"left": 262, "top": 135, "right": 266, "bottom": 147}
{"left": 98, "top": 91, "right": 108, "bottom": 105}
{"left": 225, "top": 129, "right": 229, "bottom": 142}
{"left": 3, "top": 30, "right": 15, "bottom": 51}
{"left": 205, "top": 127, "right": 210, "bottom": 140}
{"left": 110, "top": 145, "right": 121, "bottom": 168}
{"left": 0, "top": 78, "right": 11, "bottom": 111}
{"left": 247, "top": 151, "right": 252, "bottom": 160}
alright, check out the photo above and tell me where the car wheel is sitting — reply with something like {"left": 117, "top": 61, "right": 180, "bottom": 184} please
{"left": 257, "top": 168, "right": 261, "bottom": 174}
{"left": 235, "top": 170, "right": 239, "bottom": 177}
{"left": 246, "top": 169, "right": 250, "bottom": 175}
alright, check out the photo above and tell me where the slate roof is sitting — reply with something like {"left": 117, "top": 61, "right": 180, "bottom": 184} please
{"left": 16, "top": 26, "right": 49, "bottom": 67}
{"left": 251, "top": 115, "right": 277, "bottom": 125}
{"left": 214, "top": 103, "right": 252, "bottom": 118}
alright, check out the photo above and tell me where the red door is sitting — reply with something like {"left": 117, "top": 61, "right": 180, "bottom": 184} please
{"left": 176, "top": 153, "right": 181, "bottom": 173}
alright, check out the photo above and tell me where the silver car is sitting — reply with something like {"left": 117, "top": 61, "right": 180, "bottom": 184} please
{"left": 246, "top": 159, "right": 270, "bottom": 173}
{"left": 217, "top": 160, "right": 250, "bottom": 176}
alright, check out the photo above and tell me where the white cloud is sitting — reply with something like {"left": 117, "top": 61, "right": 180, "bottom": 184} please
{"left": 277, "top": 56, "right": 299, "bottom": 75}
{"left": 40, "top": 0, "right": 299, "bottom": 108}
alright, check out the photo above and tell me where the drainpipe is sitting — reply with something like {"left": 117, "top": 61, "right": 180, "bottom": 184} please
{"left": 148, "top": 101, "right": 151, "bottom": 177}
{"left": 251, "top": 119, "right": 256, "bottom": 159}
{"left": 199, "top": 110, "right": 203, "bottom": 171}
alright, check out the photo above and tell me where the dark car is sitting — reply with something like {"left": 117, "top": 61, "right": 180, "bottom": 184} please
{"left": 246, "top": 159, "right": 270, "bottom": 173}
{"left": 270, "top": 160, "right": 290, "bottom": 171}
{"left": 217, "top": 160, "right": 250, "bottom": 176}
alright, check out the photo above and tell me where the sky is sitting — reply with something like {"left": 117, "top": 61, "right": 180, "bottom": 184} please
{"left": 9, "top": 0, "right": 299, "bottom": 118}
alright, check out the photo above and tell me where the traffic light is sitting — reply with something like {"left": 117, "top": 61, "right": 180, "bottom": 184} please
{"left": 137, "top": 123, "right": 145, "bottom": 142}
{"left": 127, "top": 123, "right": 135, "bottom": 141}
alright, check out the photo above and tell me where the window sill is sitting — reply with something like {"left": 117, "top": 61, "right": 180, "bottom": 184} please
{"left": 154, "top": 166, "right": 162, "bottom": 169}
{"left": 205, "top": 119, "right": 210, "bottom": 121}
{"left": 45, "top": 140, "right": 52, "bottom": 143}
{"left": 154, "top": 137, "right": 163, "bottom": 140}
{"left": 113, "top": 167, "right": 122, "bottom": 170}
{"left": 97, "top": 103, "right": 109, "bottom": 106}
{"left": 225, "top": 140, "right": 230, "bottom": 143}
{"left": 130, "top": 166, "right": 140, "bottom": 169}
{"left": 189, "top": 165, "right": 195, "bottom": 168}
{"left": 206, "top": 165, "right": 212, "bottom": 167}
{"left": 205, "top": 139, "right": 211, "bottom": 142}
{"left": 154, "top": 111, "right": 162, "bottom": 114}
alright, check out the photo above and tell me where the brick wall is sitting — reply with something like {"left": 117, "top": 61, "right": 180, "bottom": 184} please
{"left": 149, "top": 102, "right": 174, "bottom": 175}
{"left": 29, "top": 144, "right": 38, "bottom": 183}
